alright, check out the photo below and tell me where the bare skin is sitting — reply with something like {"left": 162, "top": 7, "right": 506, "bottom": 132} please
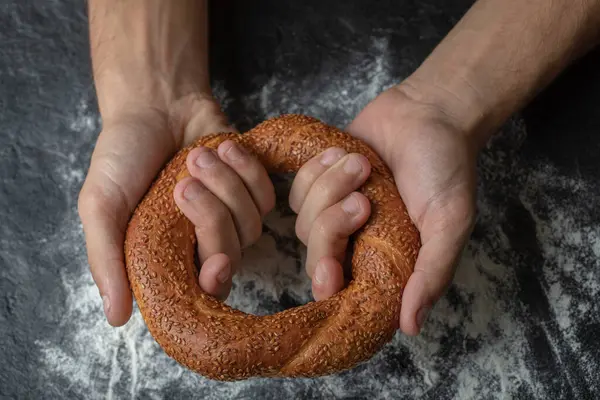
{"left": 80, "top": 0, "right": 600, "bottom": 336}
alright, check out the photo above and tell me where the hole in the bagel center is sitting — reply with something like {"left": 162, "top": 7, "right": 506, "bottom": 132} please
{"left": 194, "top": 173, "right": 354, "bottom": 316}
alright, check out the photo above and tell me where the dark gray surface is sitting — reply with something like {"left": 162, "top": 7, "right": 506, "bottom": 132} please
{"left": 1, "top": 1, "right": 600, "bottom": 399}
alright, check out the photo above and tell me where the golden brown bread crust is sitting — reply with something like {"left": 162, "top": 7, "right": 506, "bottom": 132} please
{"left": 124, "top": 114, "right": 420, "bottom": 380}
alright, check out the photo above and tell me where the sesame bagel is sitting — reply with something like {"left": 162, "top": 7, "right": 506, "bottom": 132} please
{"left": 124, "top": 114, "right": 420, "bottom": 380}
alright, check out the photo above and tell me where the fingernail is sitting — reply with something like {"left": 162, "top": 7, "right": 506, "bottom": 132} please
{"left": 416, "top": 306, "right": 431, "bottom": 330}
{"left": 224, "top": 143, "right": 245, "bottom": 161}
{"left": 196, "top": 150, "right": 217, "bottom": 168}
{"left": 314, "top": 262, "right": 328, "bottom": 285}
{"left": 343, "top": 155, "right": 363, "bottom": 174}
{"left": 102, "top": 295, "right": 110, "bottom": 315}
{"left": 320, "top": 148, "right": 346, "bottom": 166}
{"left": 183, "top": 180, "right": 205, "bottom": 201}
{"left": 342, "top": 193, "right": 361, "bottom": 215}
{"left": 217, "top": 262, "right": 231, "bottom": 283}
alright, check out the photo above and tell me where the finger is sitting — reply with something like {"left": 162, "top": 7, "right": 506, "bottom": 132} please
{"left": 78, "top": 180, "right": 133, "bottom": 327}
{"left": 197, "top": 253, "right": 233, "bottom": 300}
{"left": 399, "top": 199, "right": 474, "bottom": 336}
{"left": 289, "top": 147, "right": 348, "bottom": 213}
{"left": 217, "top": 140, "right": 275, "bottom": 216}
{"left": 295, "top": 153, "right": 371, "bottom": 245}
{"left": 186, "top": 147, "right": 262, "bottom": 248}
{"left": 399, "top": 235, "right": 464, "bottom": 335}
{"left": 312, "top": 256, "right": 345, "bottom": 301}
{"left": 305, "top": 192, "right": 371, "bottom": 278}
{"left": 174, "top": 177, "right": 241, "bottom": 298}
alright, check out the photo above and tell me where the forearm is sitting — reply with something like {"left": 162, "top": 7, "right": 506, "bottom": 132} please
{"left": 402, "top": 0, "right": 600, "bottom": 146}
{"left": 88, "top": 0, "right": 212, "bottom": 119}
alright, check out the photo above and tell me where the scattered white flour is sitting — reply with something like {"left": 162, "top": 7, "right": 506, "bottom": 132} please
{"left": 214, "top": 37, "right": 398, "bottom": 127}
{"left": 34, "top": 37, "right": 599, "bottom": 399}
{"left": 69, "top": 98, "right": 100, "bottom": 133}
{"left": 520, "top": 165, "right": 600, "bottom": 386}
{"left": 53, "top": 98, "right": 98, "bottom": 194}
{"left": 225, "top": 206, "right": 313, "bottom": 315}
{"left": 36, "top": 206, "right": 536, "bottom": 399}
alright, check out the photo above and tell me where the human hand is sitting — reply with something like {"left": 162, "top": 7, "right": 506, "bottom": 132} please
{"left": 82, "top": 0, "right": 236, "bottom": 326}
{"left": 173, "top": 142, "right": 373, "bottom": 301}
{"left": 342, "top": 83, "right": 479, "bottom": 336}
{"left": 172, "top": 140, "right": 275, "bottom": 300}
{"left": 78, "top": 94, "right": 234, "bottom": 326}
{"left": 290, "top": 147, "right": 372, "bottom": 300}
{"left": 330, "top": 0, "right": 600, "bottom": 336}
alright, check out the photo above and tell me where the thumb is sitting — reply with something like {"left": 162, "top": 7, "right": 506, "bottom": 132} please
{"left": 79, "top": 119, "right": 178, "bottom": 326}
{"left": 399, "top": 193, "right": 474, "bottom": 335}
{"left": 78, "top": 167, "right": 133, "bottom": 327}
{"left": 399, "top": 233, "right": 466, "bottom": 335}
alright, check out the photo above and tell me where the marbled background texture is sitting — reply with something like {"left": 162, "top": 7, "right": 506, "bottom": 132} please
{"left": 1, "top": 1, "right": 600, "bottom": 399}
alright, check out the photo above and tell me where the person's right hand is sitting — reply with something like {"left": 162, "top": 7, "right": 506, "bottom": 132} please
{"left": 78, "top": 94, "right": 234, "bottom": 326}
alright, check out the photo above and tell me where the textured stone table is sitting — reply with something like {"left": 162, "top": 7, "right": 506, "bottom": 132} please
{"left": 1, "top": 1, "right": 599, "bottom": 399}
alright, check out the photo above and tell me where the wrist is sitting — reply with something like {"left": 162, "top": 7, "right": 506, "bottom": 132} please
{"left": 399, "top": 32, "right": 522, "bottom": 149}
{"left": 396, "top": 71, "right": 495, "bottom": 151}
{"left": 93, "top": 62, "right": 213, "bottom": 120}
{"left": 89, "top": 0, "right": 211, "bottom": 119}
{"left": 400, "top": 0, "right": 600, "bottom": 151}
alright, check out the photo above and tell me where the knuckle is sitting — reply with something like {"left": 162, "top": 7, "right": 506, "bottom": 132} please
{"left": 295, "top": 219, "right": 309, "bottom": 245}
{"left": 221, "top": 180, "right": 239, "bottom": 196}
{"left": 297, "top": 166, "right": 321, "bottom": 185}
{"left": 312, "top": 216, "right": 331, "bottom": 239}
{"left": 312, "top": 180, "right": 333, "bottom": 200}
{"left": 78, "top": 184, "right": 106, "bottom": 219}
{"left": 78, "top": 155, "right": 132, "bottom": 223}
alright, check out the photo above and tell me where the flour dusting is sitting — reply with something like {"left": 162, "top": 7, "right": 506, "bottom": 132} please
{"left": 214, "top": 37, "right": 397, "bottom": 129}
{"left": 69, "top": 99, "right": 100, "bottom": 133}
{"left": 521, "top": 165, "right": 600, "bottom": 383}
